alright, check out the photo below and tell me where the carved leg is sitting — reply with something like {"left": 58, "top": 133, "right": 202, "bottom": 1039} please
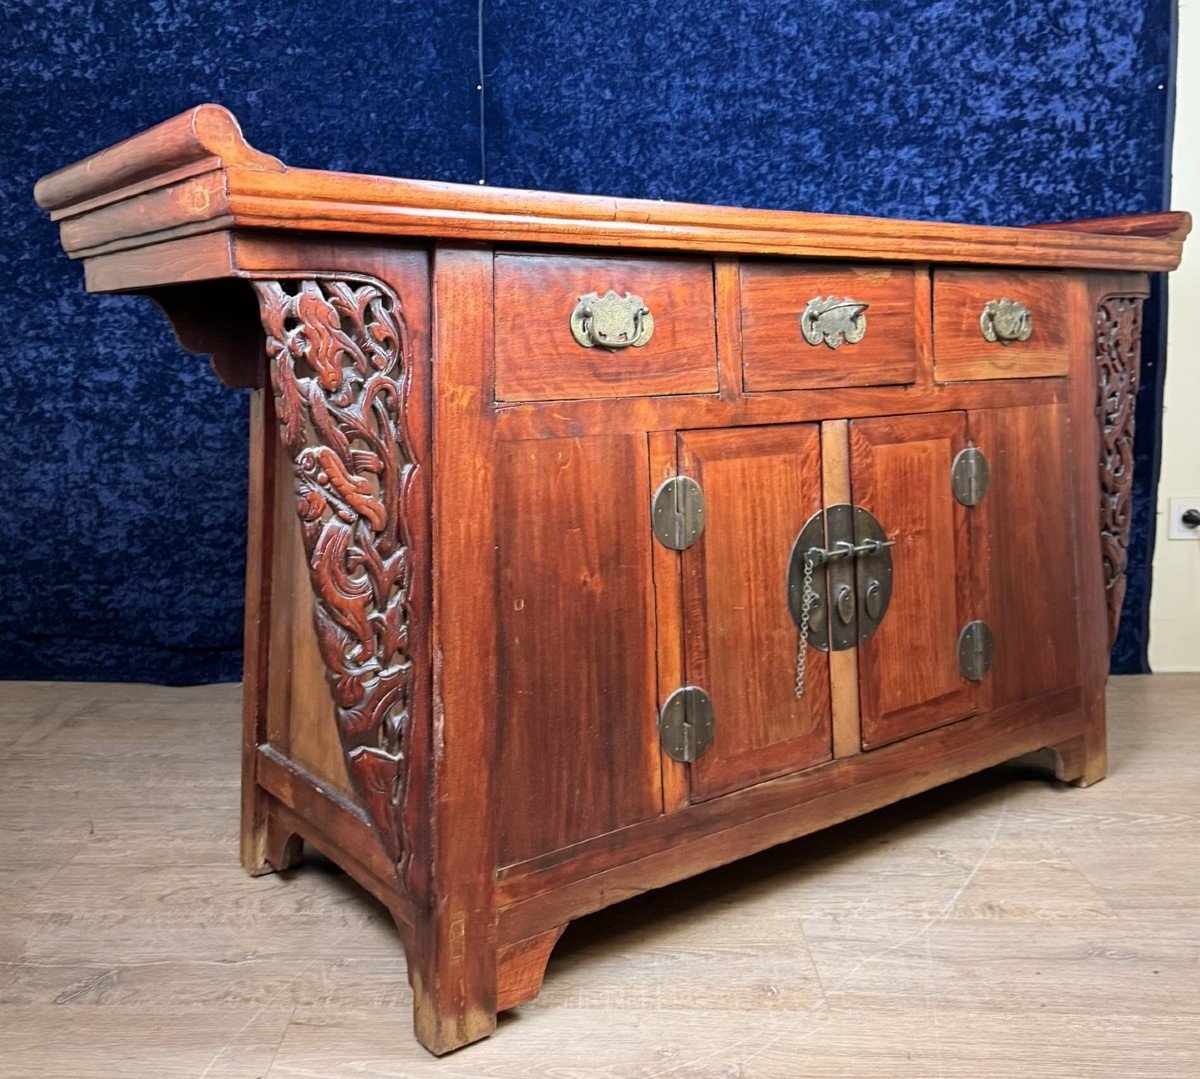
{"left": 1094, "top": 295, "right": 1143, "bottom": 654}
{"left": 1077, "top": 290, "right": 1143, "bottom": 788}
{"left": 240, "top": 388, "right": 284, "bottom": 876}
{"left": 1064, "top": 281, "right": 1145, "bottom": 794}
{"left": 403, "top": 248, "right": 504, "bottom": 1056}
{"left": 497, "top": 925, "right": 568, "bottom": 1012}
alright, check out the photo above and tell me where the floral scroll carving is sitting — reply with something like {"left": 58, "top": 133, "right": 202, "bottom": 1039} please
{"left": 254, "top": 277, "right": 420, "bottom": 884}
{"left": 1094, "top": 295, "right": 1144, "bottom": 648}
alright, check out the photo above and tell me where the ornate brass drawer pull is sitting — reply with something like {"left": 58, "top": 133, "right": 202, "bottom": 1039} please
{"left": 980, "top": 298, "right": 1033, "bottom": 345}
{"left": 800, "top": 296, "right": 869, "bottom": 349}
{"left": 569, "top": 289, "right": 654, "bottom": 351}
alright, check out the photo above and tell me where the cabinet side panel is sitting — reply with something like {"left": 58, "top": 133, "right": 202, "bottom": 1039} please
{"left": 240, "top": 240, "right": 434, "bottom": 903}
{"left": 969, "top": 402, "right": 1081, "bottom": 708}
{"left": 495, "top": 434, "right": 662, "bottom": 866}
{"left": 265, "top": 472, "right": 354, "bottom": 795}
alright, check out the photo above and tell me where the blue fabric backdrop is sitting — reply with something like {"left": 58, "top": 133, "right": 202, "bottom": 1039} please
{"left": 2, "top": 0, "right": 1175, "bottom": 682}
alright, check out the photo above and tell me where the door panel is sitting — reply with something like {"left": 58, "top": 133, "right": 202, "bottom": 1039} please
{"left": 495, "top": 434, "right": 662, "bottom": 866}
{"left": 851, "top": 412, "right": 975, "bottom": 747}
{"left": 969, "top": 403, "right": 1080, "bottom": 708}
{"left": 680, "top": 425, "right": 831, "bottom": 801}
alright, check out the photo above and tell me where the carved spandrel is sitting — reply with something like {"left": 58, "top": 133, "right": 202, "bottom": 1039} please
{"left": 254, "top": 276, "right": 419, "bottom": 886}
{"left": 1094, "top": 295, "right": 1143, "bottom": 648}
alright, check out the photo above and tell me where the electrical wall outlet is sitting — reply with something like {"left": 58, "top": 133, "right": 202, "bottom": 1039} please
{"left": 1167, "top": 498, "right": 1200, "bottom": 540}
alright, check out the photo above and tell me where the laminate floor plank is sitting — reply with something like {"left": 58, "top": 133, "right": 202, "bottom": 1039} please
{"left": 0, "top": 675, "right": 1197, "bottom": 1077}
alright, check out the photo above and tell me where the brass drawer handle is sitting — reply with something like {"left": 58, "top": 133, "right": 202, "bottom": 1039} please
{"left": 800, "top": 295, "right": 869, "bottom": 349}
{"left": 980, "top": 298, "right": 1033, "bottom": 345}
{"left": 569, "top": 289, "right": 654, "bottom": 351}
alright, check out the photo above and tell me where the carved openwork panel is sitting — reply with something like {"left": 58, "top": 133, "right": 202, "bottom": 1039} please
{"left": 254, "top": 276, "right": 421, "bottom": 886}
{"left": 1094, "top": 295, "right": 1143, "bottom": 648}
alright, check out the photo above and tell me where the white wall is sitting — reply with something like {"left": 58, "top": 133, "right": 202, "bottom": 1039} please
{"left": 1149, "top": 0, "right": 1200, "bottom": 670}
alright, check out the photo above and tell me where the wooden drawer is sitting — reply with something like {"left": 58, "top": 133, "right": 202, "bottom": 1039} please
{"left": 740, "top": 263, "right": 920, "bottom": 391}
{"left": 493, "top": 253, "right": 718, "bottom": 402}
{"left": 933, "top": 270, "right": 1070, "bottom": 381}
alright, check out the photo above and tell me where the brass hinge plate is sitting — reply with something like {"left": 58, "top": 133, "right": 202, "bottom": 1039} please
{"left": 951, "top": 447, "right": 989, "bottom": 506}
{"left": 658, "top": 686, "right": 715, "bottom": 763}
{"left": 958, "top": 620, "right": 995, "bottom": 681}
{"left": 651, "top": 476, "right": 706, "bottom": 551}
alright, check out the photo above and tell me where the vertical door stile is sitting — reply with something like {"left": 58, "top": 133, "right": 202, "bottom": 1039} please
{"left": 648, "top": 429, "right": 691, "bottom": 814}
{"left": 820, "top": 420, "right": 863, "bottom": 759}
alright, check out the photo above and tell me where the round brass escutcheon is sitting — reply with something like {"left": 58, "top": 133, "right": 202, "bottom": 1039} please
{"left": 787, "top": 504, "right": 895, "bottom": 652}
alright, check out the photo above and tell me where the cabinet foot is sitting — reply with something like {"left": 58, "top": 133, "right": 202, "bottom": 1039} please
{"left": 401, "top": 924, "right": 566, "bottom": 1054}
{"left": 1042, "top": 734, "right": 1106, "bottom": 787}
{"left": 242, "top": 800, "right": 303, "bottom": 877}
{"left": 409, "top": 964, "right": 498, "bottom": 1056}
{"left": 400, "top": 909, "right": 499, "bottom": 1056}
{"left": 1074, "top": 746, "right": 1108, "bottom": 788}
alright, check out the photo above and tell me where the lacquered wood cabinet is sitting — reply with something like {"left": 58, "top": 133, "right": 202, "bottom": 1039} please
{"left": 36, "top": 107, "right": 1190, "bottom": 1055}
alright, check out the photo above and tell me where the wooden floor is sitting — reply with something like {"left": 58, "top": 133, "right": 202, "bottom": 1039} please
{"left": 1, "top": 677, "right": 1198, "bottom": 1077}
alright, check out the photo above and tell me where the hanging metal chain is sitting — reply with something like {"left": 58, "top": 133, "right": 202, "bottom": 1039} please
{"left": 794, "top": 552, "right": 817, "bottom": 698}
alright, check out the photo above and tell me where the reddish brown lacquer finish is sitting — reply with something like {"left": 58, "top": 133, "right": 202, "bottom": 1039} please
{"left": 968, "top": 403, "right": 1081, "bottom": 711}
{"left": 35, "top": 106, "right": 1188, "bottom": 1055}
{"left": 850, "top": 412, "right": 976, "bottom": 747}
{"left": 494, "top": 434, "right": 662, "bottom": 865}
{"left": 740, "top": 263, "right": 921, "bottom": 391}
{"left": 679, "top": 425, "right": 832, "bottom": 800}
{"left": 493, "top": 253, "right": 718, "bottom": 402}
{"left": 933, "top": 270, "right": 1072, "bottom": 381}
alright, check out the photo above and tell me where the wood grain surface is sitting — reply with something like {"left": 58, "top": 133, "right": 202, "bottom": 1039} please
{"left": 933, "top": 270, "right": 1072, "bottom": 381}
{"left": 493, "top": 254, "right": 718, "bottom": 402}
{"left": 740, "top": 263, "right": 920, "bottom": 390}
{"left": 494, "top": 434, "right": 662, "bottom": 865}
{"left": 2, "top": 675, "right": 1197, "bottom": 1077}
{"left": 850, "top": 412, "right": 975, "bottom": 746}
{"left": 679, "top": 425, "right": 832, "bottom": 801}
{"left": 968, "top": 403, "right": 1081, "bottom": 713}
{"left": 35, "top": 107, "right": 1190, "bottom": 271}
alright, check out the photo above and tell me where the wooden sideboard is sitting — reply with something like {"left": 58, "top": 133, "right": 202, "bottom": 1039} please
{"left": 36, "top": 106, "right": 1190, "bottom": 1055}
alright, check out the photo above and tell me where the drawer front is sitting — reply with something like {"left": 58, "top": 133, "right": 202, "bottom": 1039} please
{"left": 494, "top": 254, "right": 718, "bottom": 402}
{"left": 933, "top": 270, "right": 1070, "bottom": 381}
{"left": 740, "top": 263, "right": 920, "bottom": 391}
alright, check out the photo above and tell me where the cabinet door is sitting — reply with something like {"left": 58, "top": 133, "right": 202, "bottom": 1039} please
{"left": 969, "top": 403, "right": 1080, "bottom": 708}
{"left": 679, "top": 425, "right": 832, "bottom": 802}
{"left": 494, "top": 435, "right": 663, "bottom": 866}
{"left": 850, "top": 412, "right": 976, "bottom": 747}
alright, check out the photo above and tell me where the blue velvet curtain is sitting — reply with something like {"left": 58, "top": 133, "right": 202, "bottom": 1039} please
{"left": 2, "top": 1, "right": 1174, "bottom": 682}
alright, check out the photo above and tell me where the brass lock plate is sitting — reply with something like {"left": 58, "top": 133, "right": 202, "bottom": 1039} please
{"left": 852, "top": 505, "right": 894, "bottom": 643}
{"left": 788, "top": 504, "right": 894, "bottom": 651}
{"left": 788, "top": 508, "right": 831, "bottom": 651}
